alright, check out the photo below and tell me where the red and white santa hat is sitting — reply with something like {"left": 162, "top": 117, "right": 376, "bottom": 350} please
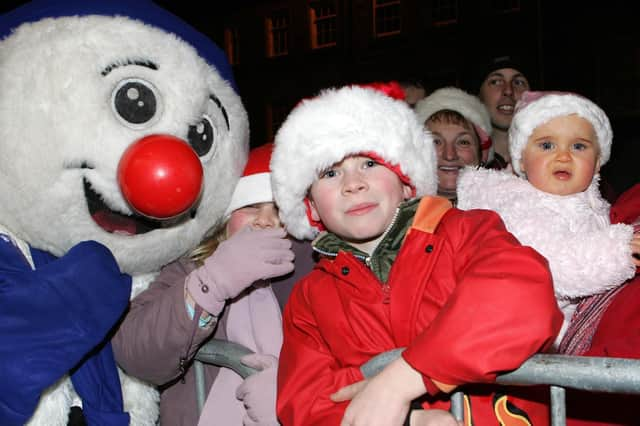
{"left": 414, "top": 87, "right": 494, "bottom": 160}
{"left": 509, "top": 91, "right": 613, "bottom": 177}
{"left": 271, "top": 83, "right": 437, "bottom": 240}
{"left": 225, "top": 143, "right": 274, "bottom": 216}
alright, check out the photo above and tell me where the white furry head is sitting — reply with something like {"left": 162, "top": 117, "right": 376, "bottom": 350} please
{"left": 0, "top": 13, "right": 248, "bottom": 274}
{"left": 509, "top": 91, "right": 612, "bottom": 176}
{"left": 414, "top": 86, "right": 493, "bottom": 161}
{"left": 271, "top": 85, "right": 436, "bottom": 240}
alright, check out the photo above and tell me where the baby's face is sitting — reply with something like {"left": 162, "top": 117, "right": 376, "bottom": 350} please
{"left": 520, "top": 114, "right": 600, "bottom": 196}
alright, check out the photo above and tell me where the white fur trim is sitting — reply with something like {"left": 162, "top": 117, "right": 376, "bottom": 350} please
{"left": 414, "top": 87, "right": 493, "bottom": 161}
{"left": 509, "top": 93, "right": 612, "bottom": 176}
{"left": 414, "top": 87, "right": 492, "bottom": 137}
{"left": 224, "top": 172, "right": 273, "bottom": 216}
{"left": 271, "top": 85, "right": 437, "bottom": 240}
{"left": 120, "top": 370, "right": 160, "bottom": 426}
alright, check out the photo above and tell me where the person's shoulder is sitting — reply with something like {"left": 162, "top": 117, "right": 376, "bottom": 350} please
{"left": 435, "top": 207, "right": 510, "bottom": 246}
{"left": 611, "top": 183, "right": 640, "bottom": 224}
{"left": 444, "top": 205, "right": 502, "bottom": 225}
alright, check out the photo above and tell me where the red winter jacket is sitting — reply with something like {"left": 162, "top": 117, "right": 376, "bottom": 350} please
{"left": 566, "top": 183, "right": 640, "bottom": 426}
{"left": 277, "top": 197, "right": 562, "bottom": 425}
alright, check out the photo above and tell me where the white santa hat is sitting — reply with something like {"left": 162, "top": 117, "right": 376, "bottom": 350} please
{"left": 414, "top": 87, "right": 494, "bottom": 161}
{"left": 271, "top": 83, "right": 437, "bottom": 240}
{"left": 509, "top": 91, "right": 613, "bottom": 176}
{"left": 225, "top": 143, "right": 274, "bottom": 216}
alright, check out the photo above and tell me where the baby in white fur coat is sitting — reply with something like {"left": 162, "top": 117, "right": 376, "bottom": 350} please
{"left": 457, "top": 91, "right": 640, "bottom": 347}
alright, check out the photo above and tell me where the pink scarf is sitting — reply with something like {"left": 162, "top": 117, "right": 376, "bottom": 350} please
{"left": 557, "top": 285, "right": 624, "bottom": 355}
{"left": 197, "top": 282, "right": 283, "bottom": 425}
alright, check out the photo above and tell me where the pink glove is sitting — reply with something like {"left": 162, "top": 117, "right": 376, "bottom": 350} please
{"left": 236, "top": 354, "right": 279, "bottom": 426}
{"left": 186, "top": 227, "right": 294, "bottom": 315}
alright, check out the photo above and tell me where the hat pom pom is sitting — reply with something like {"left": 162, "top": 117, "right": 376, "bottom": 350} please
{"left": 357, "top": 81, "right": 406, "bottom": 101}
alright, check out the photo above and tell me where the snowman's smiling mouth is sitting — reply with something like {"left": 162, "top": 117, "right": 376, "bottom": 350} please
{"left": 83, "top": 178, "right": 161, "bottom": 235}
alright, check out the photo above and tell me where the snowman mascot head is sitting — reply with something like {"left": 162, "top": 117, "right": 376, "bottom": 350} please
{"left": 0, "top": 1, "right": 248, "bottom": 425}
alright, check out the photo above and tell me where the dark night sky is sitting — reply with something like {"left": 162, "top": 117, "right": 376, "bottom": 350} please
{"left": 2, "top": 1, "right": 637, "bottom": 194}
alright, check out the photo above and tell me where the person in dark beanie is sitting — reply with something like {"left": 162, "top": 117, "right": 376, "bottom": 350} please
{"left": 476, "top": 55, "right": 533, "bottom": 169}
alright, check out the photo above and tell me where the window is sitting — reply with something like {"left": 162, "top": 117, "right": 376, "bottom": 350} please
{"left": 432, "top": 0, "right": 457, "bottom": 26}
{"left": 309, "top": 1, "right": 337, "bottom": 49}
{"left": 373, "top": 0, "right": 401, "bottom": 38}
{"left": 266, "top": 101, "right": 293, "bottom": 140}
{"left": 492, "top": 0, "right": 520, "bottom": 13}
{"left": 224, "top": 27, "right": 240, "bottom": 65}
{"left": 266, "top": 10, "right": 289, "bottom": 57}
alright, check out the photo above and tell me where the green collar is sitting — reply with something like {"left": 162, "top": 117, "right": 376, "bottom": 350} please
{"left": 312, "top": 198, "right": 420, "bottom": 282}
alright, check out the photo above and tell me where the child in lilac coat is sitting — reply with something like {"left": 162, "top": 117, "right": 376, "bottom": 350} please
{"left": 114, "top": 144, "right": 312, "bottom": 425}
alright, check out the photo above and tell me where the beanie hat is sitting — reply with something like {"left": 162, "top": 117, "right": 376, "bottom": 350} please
{"left": 414, "top": 87, "right": 494, "bottom": 160}
{"left": 225, "top": 143, "right": 274, "bottom": 216}
{"left": 0, "top": 0, "right": 237, "bottom": 92}
{"left": 271, "top": 84, "right": 437, "bottom": 240}
{"left": 509, "top": 91, "right": 613, "bottom": 177}
{"left": 471, "top": 54, "right": 535, "bottom": 94}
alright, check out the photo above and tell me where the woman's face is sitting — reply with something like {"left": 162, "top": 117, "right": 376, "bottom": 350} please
{"left": 427, "top": 119, "right": 481, "bottom": 198}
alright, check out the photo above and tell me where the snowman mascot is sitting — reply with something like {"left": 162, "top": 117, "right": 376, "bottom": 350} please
{"left": 0, "top": 1, "right": 248, "bottom": 425}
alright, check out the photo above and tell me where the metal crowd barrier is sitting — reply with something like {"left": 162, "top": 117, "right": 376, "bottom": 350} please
{"left": 194, "top": 340, "right": 640, "bottom": 426}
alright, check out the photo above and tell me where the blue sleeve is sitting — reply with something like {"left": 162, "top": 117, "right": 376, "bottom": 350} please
{"left": 0, "top": 240, "right": 131, "bottom": 426}
{"left": 71, "top": 342, "right": 130, "bottom": 426}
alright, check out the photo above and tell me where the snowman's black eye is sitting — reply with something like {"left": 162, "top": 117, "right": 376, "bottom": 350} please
{"left": 111, "top": 78, "right": 161, "bottom": 127}
{"left": 188, "top": 114, "right": 217, "bottom": 158}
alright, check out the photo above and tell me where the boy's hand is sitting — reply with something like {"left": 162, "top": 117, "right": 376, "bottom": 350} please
{"left": 330, "top": 380, "right": 368, "bottom": 402}
{"left": 410, "top": 409, "right": 462, "bottom": 426}
{"left": 186, "top": 227, "right": 294, "bottom": 315}
{"left": 332, "top": 357, "right": 425, "bottom": 426}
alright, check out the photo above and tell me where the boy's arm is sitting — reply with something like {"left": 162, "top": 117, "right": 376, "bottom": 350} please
{"left": 403, "top": 210, "right": 563, "bottom": 388}
{"left": 277, "top": 281, "right": 364, "bottom": 426}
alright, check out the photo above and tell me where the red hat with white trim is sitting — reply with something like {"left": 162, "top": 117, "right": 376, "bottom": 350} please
{"left": 225, "top": 143, "right": 274, "bottom": 216}
{"left": 271, "top": 83, "right": 437, "bottom": 240}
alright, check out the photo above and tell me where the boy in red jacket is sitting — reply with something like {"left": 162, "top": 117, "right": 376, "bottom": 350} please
{"left": 271, "top": 83, "right": 563, "bottom": 426}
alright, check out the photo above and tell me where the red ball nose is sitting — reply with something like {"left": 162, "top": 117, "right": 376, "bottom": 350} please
{"left": 117, "top": 135, "right": 203, "bottom": 219}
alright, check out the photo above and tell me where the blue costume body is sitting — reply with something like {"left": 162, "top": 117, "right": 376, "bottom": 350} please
{"left": 0, "top": 236, "right": 131, "bottom": 425}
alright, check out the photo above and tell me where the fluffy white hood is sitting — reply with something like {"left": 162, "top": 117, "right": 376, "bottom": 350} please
{"left": 458, "top": 168, "right": 635, "bottom": 343}
{"left": 457, "top": 168, "right": 635, "bottom": 301}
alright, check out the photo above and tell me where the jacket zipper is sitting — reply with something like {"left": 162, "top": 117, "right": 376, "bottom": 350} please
{"left": 315, "top": 205, "right": 402, "bottom": 304}
{"left": 367, "top": 207, "right": 401, "bottom": 304}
